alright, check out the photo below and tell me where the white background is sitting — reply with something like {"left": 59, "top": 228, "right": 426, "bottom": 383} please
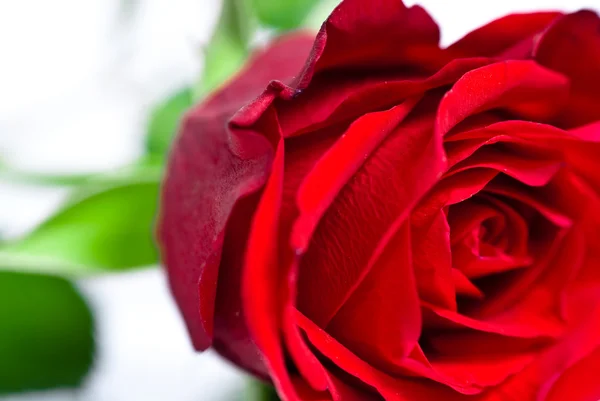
{"left": 0, "top": 0, "right": 597, "bottom": 400}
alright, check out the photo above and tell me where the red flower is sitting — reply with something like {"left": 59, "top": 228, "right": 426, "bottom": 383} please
{"left": 157, "top": 1, "right": 600, "bottom": 400}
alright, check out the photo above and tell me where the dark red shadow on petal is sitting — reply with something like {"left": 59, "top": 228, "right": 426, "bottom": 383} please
{"left": 213, "top": 193, "right": 269, "bottom": 378}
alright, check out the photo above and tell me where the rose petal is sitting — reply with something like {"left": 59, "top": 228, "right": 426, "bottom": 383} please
{"left": 446, "top": 120, "right": 567, "bottom": 144}
{"left": 445, "top": 134, "right": 535, "bottom": 168}
{"left": 158, "top": 34, "right": 315, "bottom": 351}
{"left": 237, "top": 88, "right": 329, "bottom": 399}
{"left": 292, "top": 99, "right": 419, "bottom": 254}
{"left": 436, "top": 60, "right": 569, "bottom": 137}
{"left": 444, "top": 126, "right": 565, "bottom": 170}
{"left": 296, "top": 311, "right": 469, "bottom": 399}
{"left": 213, "top": 128, "right": 341, "bottom": 383}
{"left": 422, "top": 301, "right": 563, "bottom": 339}
{"left": 562, "top": 144, "right": 600, "bottom": 196}
{"left": 326, "top": 373, "right": 381, "bottom": 401}
{"left": 279, "top": 58, "right": 490, "bottom": 137}
{"left": 544, "top": 346, "right": 600, "bottom": 401}
{"left": 452, "top": 268, "right": 485, "bottom": 299}
{"left": 445, "top": 122, "right": 600, "bottom": 183}
{"left": 424, "top": 329, "right": 551, "bottom": 358}
{"left": 241, "top": 140, "right": 302, "bottom": 398}
{"left": 569, "top": 120, "right": 600, "bottom": 142}
{"left": 212, "top": 194, "right": 268, "bottom": 378}
{"left": 477, "top": 195, "right": 529, "bottom": 257}
{"left": 284, "top": 262, "right": 330, "bottom": 392}
{"left": 419, "top": 330, "right": 548, "bottom": 395}
{"left": 452, "top": 240, "right": 531, "bottom": 280}
{"left": 291, "top": 379, "right": 330, "bottom": 401}
{"left": 448, "top": 200, "right": 506, "bottom": 246}
{"left": 472, "top": 226, "right": 583, "bottom": 320}
{"left": 485, "top": 176, "right": 572, "bottom": 228}
{"left": 158, "top": 111, "right": 273, "bottom": 350}
{"left": 296, "top": 111, "right": 446, "bottom": 327}
{"left": 447, "top": 12, "right": 562, "bottom": 58}
{"left": 481, "top": 288, "right": 600, "bottom": 401}
{"left": 297, "top": 0, "right": 442, "bottom": 88}
{"left": 447, "top": 143, "right": 563, "bottom": 187}
{"left": 448, "top": 197, "right": 533, "bottom": 281}
{"left": 534, "top": 10, "right": 600, "bottom": 128}
{"left": 411, "top": 211, "right": 456, "bottom": 310}
{"left": 326, "top": 222, "right": 421, "bottom": 369}
{"left": 445, "top": 119, "right": 600, "bottom": 200}
{"left": 243, "top": 133, "right": 330, "bottom": 398}
{"left": 416, "top": 169, "right": 499, "bottom": 217}
{"left": 429, "top": 351, "right": 537, "bottom": 391}
{"left": 545, "top": 170, "right": 600, "bottom": 227}
{"left": 203, "top": 34, "right": 315, "bottom": 116}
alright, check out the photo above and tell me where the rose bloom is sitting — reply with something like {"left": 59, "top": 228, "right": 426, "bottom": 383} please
{"left": 157, "top": 0, "right": 600, "bottom": 400}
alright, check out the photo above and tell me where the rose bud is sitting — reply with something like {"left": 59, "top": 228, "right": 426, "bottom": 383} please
{"left": 157, "top": 0, "right": 600, "bottom": 400}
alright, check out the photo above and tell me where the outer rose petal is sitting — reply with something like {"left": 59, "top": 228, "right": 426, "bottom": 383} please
{"left": 212, "top": 194, "right": 267, "bottom": 377}
{"left": 157, "top": 33, "right": 314, "bottom": 351}
{"left": 158, "top": 112, "right": 272, "bottom": 351}
{"left": 534, "top": 10, "right": 600, "bottom": 128}
{"left": 297, "top": 0, "right": 443, "bottom": 87}
{"left": 447, "top": 12, "right": 561, "bottom": 58}
{"left": 203, "top": 34, "right": 316, "bottom": 116}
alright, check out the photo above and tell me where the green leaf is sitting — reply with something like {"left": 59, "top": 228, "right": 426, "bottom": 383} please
{"left": 0, "top": 170, "right": 97, "bottom": 186}
{"left": 146, "top": 87, "right": 193, "bottom": 158}
{"left": 0, "top": 171, "right": 162, "bottom": 275}
{"left": 0, "top": 157, "right": 91, "bottom": 186}
{"left": 246, "top": 380, "right": 279, "bottom": 401}
{"left": 0, "top": 271, "right": 94, "bottom": 394}
{"left": 0, "top": 155, "right": 163, "bottom": 188}
{"left": 250, "top": 0, "right": 320, "bottom": 31}
{"left": 194, "top": 0, "right": 254, "bottom": 100}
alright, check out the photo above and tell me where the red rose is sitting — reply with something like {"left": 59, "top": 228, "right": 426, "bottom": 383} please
{"left": 157, "top": 1, "right": 600, "bottom": 400}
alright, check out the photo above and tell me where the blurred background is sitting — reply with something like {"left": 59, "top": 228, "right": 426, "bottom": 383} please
{"left": 0, "top": 0, "right": 597, "bottom": 400}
